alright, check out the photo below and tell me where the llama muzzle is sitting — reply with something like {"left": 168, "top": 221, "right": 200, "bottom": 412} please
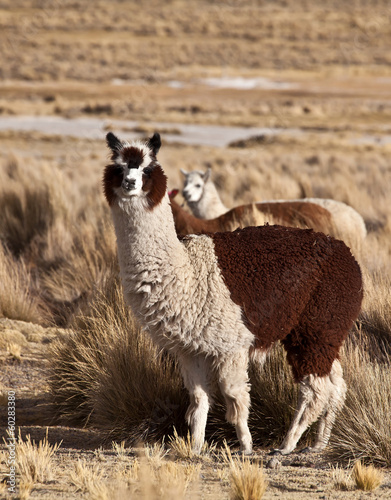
{"left": 122, "top": 178, "right": 136, "bottom": 191}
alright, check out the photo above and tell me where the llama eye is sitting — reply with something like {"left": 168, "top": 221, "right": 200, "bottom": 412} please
{"left": 143, "top": 167, "right": 153, "bottom": 176}
{"left": 195, "top": 184, "right": 201, "bottom": 188}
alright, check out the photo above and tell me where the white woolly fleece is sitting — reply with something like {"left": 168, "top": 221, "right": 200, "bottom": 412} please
{"left": 110, "top": 192, "right": 254, "bottom": 360}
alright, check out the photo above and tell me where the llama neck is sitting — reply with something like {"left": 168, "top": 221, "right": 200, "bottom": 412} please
{"left": 189, "top": 182, "right": 228, "bottom": 219}
{"left": 111, "top": 193, "right": 188, "bottom": 283}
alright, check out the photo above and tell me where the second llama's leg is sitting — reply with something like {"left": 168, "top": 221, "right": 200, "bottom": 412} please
{"left": 178, "top": 354, "right": 213, "bottom": 454}
{"left": 218, "top": 351, "right": 253, "bottom": 455}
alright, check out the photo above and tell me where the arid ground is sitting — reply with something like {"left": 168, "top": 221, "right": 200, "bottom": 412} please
{"left": 1, "top": 1, "right": 391, "bottom": 498}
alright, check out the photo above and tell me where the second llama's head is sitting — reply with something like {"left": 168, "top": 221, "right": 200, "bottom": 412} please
{"left": 104, "top": 132, "right": 167, "bottom": 210}
{"left": 180, "top": 167, "right": 211, "bottom": 204}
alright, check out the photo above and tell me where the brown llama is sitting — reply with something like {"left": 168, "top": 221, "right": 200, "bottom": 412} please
{"left": 169, "top": 189, "right": 335, "bottom": 236}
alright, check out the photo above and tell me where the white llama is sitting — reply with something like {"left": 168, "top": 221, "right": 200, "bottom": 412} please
{"left": 104, "top": 132, "right": 363, "bottom": 455}
{"left": 181, "top": 168, "right": 228, "bottom": 218}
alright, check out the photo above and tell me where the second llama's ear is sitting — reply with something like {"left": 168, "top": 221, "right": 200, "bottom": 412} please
{"left": 180, "top": 169, "right": 188, "bottom": 177}
{"left": 147, "top": 133, "right": 161, "bottom": 155}
{"left": 203, "top": 166, "right": 212, "bottom": 182}
{"left": 106, "top": 132, "right": 123, "bottom": 154}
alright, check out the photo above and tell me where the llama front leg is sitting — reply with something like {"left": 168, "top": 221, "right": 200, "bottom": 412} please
{"left": 178, "top": 354, "right": 213, "bottom": 454}
{"left": 219, "top": 351, "right": 253, "bottom": 455}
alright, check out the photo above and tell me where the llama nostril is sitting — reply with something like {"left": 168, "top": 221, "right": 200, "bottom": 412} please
{"left": 122, "top": 178, "right": 135, "bottom": 191}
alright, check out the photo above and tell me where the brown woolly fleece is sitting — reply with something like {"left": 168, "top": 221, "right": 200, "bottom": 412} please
{"left": 169, "top": 192, "right": 334, "bottom": 237}
{"left": 209, "top": 225, "right": 363, "bottom": 381}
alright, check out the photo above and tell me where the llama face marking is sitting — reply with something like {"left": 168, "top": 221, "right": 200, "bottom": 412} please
{"left": 181, "top": 170, "right": 209, "bottom": 203}
{"left": 104, "top": 132, "right": 167, "bottom": 209}
{"left": 120, "top": 154, "right": 150, "bottom": 198}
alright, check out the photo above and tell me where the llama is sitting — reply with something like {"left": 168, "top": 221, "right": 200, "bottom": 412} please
{"left": 169, "top": 189, "right": 335, "bottom": 237}
{"left": 180, "top": 168, "right": 367, "bottom": 252}
{"left": 181, "top": 168, "right": 228, "bottom": 218}
{"left": 104, "top": 132, "right": 363, "bottom": 455}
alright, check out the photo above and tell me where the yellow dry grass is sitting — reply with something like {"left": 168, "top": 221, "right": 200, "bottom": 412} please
{"left": 352, "top": 461, "right": 384, "bottom": 491}
{"left": 331, "top": 464, "right": 354, "bottom": 491}
{"left": 222, "top": 444, "right": 267, "bottom": 500}
{"left": 15, "top": 430, "right": 61, "bottom": 484}
{"left": 6, "top": 342, "right": 22, "bottom": 361}
{"left": 70, "top": 459, "right": 105, "bottom": 493}
{"left": 168, "top": 428, "right": 216, "bottom": 461}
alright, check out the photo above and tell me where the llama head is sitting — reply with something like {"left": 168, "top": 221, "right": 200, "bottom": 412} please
{"left": 180, "top": 167, "right": 211, "bottom": 203}
{"left": 103, "top": 132, "right": 167, "bottom": 209}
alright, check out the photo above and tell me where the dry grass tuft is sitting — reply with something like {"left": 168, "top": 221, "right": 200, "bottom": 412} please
{"left": 115, "top": 458, "right": 140, "bottom": 486}
{"left": 331, "top": 464, "right": 354, "bottom": 491}
{"left": 0, "top": 155, "right": 117, "bottom": 327}
{"left": 6, "top": 342, "right": 22, "bottom": 361}
{"left": 112, "top": 440, "right": 128, "bottom": 460}
{"left": 18, "top": 479, "right": 34, "bottom": 500}
{"left": 16, "top": 430, "right": 61, "bottom": 484}
{"left": 144, "top": 441, "right": 169, "bottom": 467}
{"left": 168, "top": 428, "right": 216, "bottom": 461}
{"left": 222, "top": 443, "right": 267, "bottom": 500}
{"left": 147, "top": 460, "right": 191, "bottom": 499}
{"left": 115, "top": 453, "right": 198, "bottom": 500}
{"left": 360, "top": 269, "right": 391, "bottom": 356}
{"left": 328, "top": 341, "right": 391, "bottom": 466}
{"left": 352, "top": 461, "right": 384, "bottom": 491}
{"left": 70, "top": 459, "right": 105, "bottom": 493}
{"left": 0, "top": 243, "right": 44, "bottom": 324}
{"left": 50, "top": 275, "right": 188, "bottom": 440}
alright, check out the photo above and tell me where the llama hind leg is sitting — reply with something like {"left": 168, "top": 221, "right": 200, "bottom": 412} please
{"left": 219, "top": 351, "right": 252, "bottom": 455}
{"left": 178, "top": 355, "right": 213, "bottom": 454}
{"left": 310, "top": 360, "right": 346, "bottom": 452}
{"left": 275, "top": 372, "right": 334, "bottom": 455}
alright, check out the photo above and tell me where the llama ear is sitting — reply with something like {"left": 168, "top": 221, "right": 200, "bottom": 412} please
{"left": 147, "top": 133, "right": 161, "bottom": 155}
{"left": 168, "top": 189, "right": 179, "bottom": 199}
{"left": 203, "top": 167, "right": 212, "bottom": 182}
{"left": 106, "top": 132, "right": 123, "bottom": 153}
{"left": 180, "top": 169, "right": 188, "bottom": 177}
